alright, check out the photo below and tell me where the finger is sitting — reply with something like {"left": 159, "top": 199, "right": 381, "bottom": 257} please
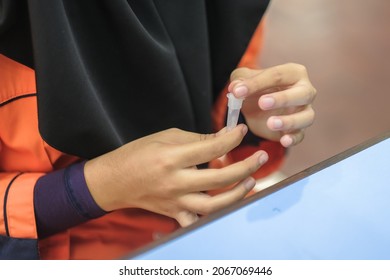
{"left": 231, "top": 63, "right": 309, "bottom": 98}
{"left": 259, "top": 84, "right": 316, "bottom": 110}
{"left": 155, "top": 127, "right": 226, "bottom": 145}
{"left": 175, "top": 210, "right": 199, "bottom": 227}
{"left": 229, "top": 67, "right": 259, "bottom": 92}
{"left": 172, "top": 124, "right": 248, "bottom": 167}
{"left": 266, "top": 106, "right": 315, "bottom": 132}
{"left": 178, "top": 151, "right": 268, "bottom": 193}
{"left": 179, "top": 177, "right": 256, "bottom": 215}
{"left": 230, "top": 67, "right": 259, "bottom": 82}
{"left": 280, "top": 131, "right": 305, "bottom": 147}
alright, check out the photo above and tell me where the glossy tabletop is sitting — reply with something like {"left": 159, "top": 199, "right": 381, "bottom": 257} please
{"left": 129, "top": 132, "right": 390, "bottom": 260}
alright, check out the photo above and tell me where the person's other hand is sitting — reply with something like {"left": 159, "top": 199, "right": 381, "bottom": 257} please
{"left": 229, "top": 63, "right": 316, "bottom": 147}
{"left": 84, "top": 125, "right": 268, "bottom": 227}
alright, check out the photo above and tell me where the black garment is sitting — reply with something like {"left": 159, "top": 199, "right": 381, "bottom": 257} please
{"left": 0, "top": 0, "right": 270, "bottom": 159}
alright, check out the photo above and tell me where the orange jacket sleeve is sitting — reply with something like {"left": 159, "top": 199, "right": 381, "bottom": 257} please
{"left": 0, "top": 54, "right": 42, "bottom": 258}
{"left": 0, "top": 54, "right": 77, "bottom": 259}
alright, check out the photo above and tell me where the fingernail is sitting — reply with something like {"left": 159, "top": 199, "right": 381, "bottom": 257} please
{"left": 260, "top": 96, "right": 275, "bottom": 109}
{"left": 272, "top": 118, "right": 283, "bottom": 129}
{"left": 244, "top": 177, "right": 256, "bottom": 190}
{"left": 228, "top": 80, "right": 240, "bottom": 92}
{"left": 281, "top": 135, "right": 293, "bottom": 147}
{"left": 234, "top": 85, "right": 248, "bottom": 98}
{"left": 258, "top": 152, "right": 269, "bottom": 165}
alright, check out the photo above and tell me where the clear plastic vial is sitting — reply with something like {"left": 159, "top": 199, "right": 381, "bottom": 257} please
{"left": 226, "top": 93, "right": 244, "bottom": 131}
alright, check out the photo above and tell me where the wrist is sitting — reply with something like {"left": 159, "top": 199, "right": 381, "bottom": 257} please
{"left": 84, "top": 156, "right": 121, "bottom": 212}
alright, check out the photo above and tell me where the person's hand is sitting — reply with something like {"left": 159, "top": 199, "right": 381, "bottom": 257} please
{"left": 84, "top": 125, "right": 268, "bottom": 227}
{"left": 229, "top": 63, "right": 316, "bottom": 147}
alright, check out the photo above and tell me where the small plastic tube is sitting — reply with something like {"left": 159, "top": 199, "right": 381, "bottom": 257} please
{"left": 226, "top": 93, "right": 244, "bottom": 131}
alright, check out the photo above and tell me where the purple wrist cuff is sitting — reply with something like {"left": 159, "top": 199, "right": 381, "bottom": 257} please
{"left": 34, "top": 161, "right": 106, "bottom": 238}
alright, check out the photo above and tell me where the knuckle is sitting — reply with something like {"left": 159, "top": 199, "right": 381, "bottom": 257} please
{"left": 277, "top": 92, "right": 289, "bottom": 107}
{"left": 304, "top": 85, "right": 316, "bottom": 104}
{"left": 290, "top": 63, "right": 307, "bottom": 74}
{"left": 230, "top": 67, "right": 249, "bottom": 81}
{"left": 307, "top": 90, "right": 315, "bottom": 104}
{"left": 293, "top": 131, "right": 305, "bottom": 144}
{"left": 308, "top": 84, "right": 317, "bottom": 103}
{"left": 311, "top": 86, "right": 318, "bottom": 100}
{"left": 296, "top": 82, "right": 316, "bottom": 106}
{"left": 155, "top": 150, "right": 176, "bottom": 170}
{"left": 199, "top": 132, "right": 216, "bottom": 142}
{"left": 199, "top": 133, "right": 207, "bottom": 141}
{"left": 308, "top": 108, "right": 316, "bottom": 125}
{"left": 271, "top": 66, "right": 284, "bottom": 84}
{"left": 299, "top": 131, "right": 305, "bottom": 142}
{"left": 283, "top": 117, "right": 294, "bottom": 131}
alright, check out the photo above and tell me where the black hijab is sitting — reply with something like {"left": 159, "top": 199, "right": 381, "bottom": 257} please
{"left": 0, "top": 0, "right": 270, "bottom": 159}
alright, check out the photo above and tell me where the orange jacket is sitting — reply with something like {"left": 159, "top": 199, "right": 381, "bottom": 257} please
{"left": 0, "top": 20, "right": 284, "bottom": 260}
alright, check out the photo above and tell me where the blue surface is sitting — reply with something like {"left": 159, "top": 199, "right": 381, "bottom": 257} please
{"left": 134, "top": 137, "right": 390, "bottom": 260}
